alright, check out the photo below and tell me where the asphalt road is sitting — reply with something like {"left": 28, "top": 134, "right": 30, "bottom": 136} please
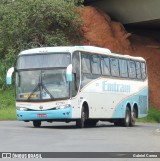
{"left": 0, "top": 121, "right": 160, "bottom": 161}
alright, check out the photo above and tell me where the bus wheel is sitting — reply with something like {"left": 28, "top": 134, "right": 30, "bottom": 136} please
{"left": 122, "top": 107, "right": 131, "bottom": 127}
{"left": 76, "top": 106, "right": 86, "bottom": 128}
{"left": 130, "top": 108, "right": 136, "bottom": 127}
{"left": 33, "top": 120, "right": 41, "bottom": 128}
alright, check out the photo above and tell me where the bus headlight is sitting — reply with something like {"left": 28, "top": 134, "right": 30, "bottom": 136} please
{"left": 56, "top": 104, "right": 70, "bottom": 110}
{"left": 16, "top": 107, "right": 28, "bottom": 111}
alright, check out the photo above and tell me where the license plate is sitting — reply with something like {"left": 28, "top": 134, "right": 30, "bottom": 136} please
{"left": 20, "top": 94, "right": 38, "bottom": 99}
{"left": 37, "top": 114, "right": 47, "bottom": 118}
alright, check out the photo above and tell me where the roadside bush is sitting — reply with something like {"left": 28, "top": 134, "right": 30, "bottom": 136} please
{"left": 0, "top": 0, "right": 83, "bottom": 89}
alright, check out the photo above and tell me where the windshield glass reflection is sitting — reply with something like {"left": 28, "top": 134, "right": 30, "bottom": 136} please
{"left": 16, "top": 69, "right": 69, "bottom": 101}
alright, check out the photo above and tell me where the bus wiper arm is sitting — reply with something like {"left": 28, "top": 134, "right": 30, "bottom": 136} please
{"left": 42, "top": 83, "right": 54, "bottom": 99}
{"left": 27, "top": 83, "right": 40, "bottom": 101}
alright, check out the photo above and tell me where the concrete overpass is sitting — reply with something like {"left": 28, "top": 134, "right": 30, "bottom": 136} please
{"left": 84, "top": 0, "right": 160, "bottom": 28}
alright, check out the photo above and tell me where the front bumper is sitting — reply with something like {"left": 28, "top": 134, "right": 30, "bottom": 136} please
{"left": 16, "top": 107, "right": 72, "bottom": 121}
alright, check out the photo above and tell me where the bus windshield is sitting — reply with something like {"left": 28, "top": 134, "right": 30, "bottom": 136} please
{"left": 16, "top": 69, "right": 69, "bottom": 101}
{"left": 16, "top": 53, "right": 71, "bottom": 101}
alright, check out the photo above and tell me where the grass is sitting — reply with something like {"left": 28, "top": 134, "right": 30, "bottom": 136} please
{"left": 0, "top": 88, "right": 16, "bottom": 120}
{"left": 138, "top": 108, "right": 160, "bottom": 123}
{"left": 0, "top": 89, "right": 160, "bottom": 123}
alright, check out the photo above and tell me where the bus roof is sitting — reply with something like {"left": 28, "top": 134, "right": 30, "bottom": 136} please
{"left": 19, "top": 46, "right": 145, "bottom": 61}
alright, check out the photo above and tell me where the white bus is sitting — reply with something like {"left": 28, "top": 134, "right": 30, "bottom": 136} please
{"left": 6, "top": 46, "right": 148, "bottom": 128}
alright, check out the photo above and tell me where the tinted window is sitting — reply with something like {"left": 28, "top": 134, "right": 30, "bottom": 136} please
{"left": 81, "top": 53, "right": 91, "bottom": 74}
{"left": 128, "top": 61, "right": 136, "bottom": 79}
{"left": 119, "top": 59, "right": 128, "bottom": 78}
{"left": 101, "top": 57, "right": 110, "bottom": 76}
{"left": 91, "top": 55, "right": 101, "bottom": 75}
{"left": 110, "top": 58, "right": 119, "bottom": 77}
{"left": 136, "top": 61, "right": 141, "bottom": 79}
{"left": 141, "top": 62, "right": 147, "bottom": 80}
{"left": 72, "top": 52, "right": 80, "bottom": 97}
{"left": 17, "top": 53, "right": 71, "bottom": 69}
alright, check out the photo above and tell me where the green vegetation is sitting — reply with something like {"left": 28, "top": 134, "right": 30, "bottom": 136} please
{"left": 138, "top": 108, "right": 160, "bottom": 123}
{"left": 0, "top": 0, "right": 83, "bottom": 89}
{"left": 0, "top": 88, "right": 16, "bottom": 120}
{"left": 0, "top": 0, "right": 84, "bottom": 120}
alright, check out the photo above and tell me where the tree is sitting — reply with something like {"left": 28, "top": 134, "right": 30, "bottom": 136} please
{"left": 0, "top": 0, "right": 83, "bottom": 89}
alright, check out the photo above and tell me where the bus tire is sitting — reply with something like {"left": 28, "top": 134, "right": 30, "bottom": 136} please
{"left": 122, "top": 107, "right": 131, "bottom": 127}
{"left": 33, "top": 120, "right": 41, "bottom": 128}
{"left": 76, "top": 106, "right": 86, "bottom": 128}
{"left": 130, "top": 108, "right": 136, "bottom": 127}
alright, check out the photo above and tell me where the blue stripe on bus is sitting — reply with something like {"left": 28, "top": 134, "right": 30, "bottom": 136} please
{"left": 16, "top": 106, "right": 72, "bottom": 121}
{"left": 112, "top": 87, "right": 148, "bottom": 118}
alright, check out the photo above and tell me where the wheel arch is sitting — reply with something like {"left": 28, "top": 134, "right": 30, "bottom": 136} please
{"left": 133, "top": 103, "right": 139, "bottom": 118}
{"left": 80, "top": 100, "right": 89, "bottom": 119}
{"left": 126, "top": 102, "right": 131, "bottom": 112}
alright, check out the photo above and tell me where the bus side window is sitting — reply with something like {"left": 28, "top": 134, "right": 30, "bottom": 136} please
{"left": 141, "top": 62, "right": 147, "bottom": 80}
{"left": 128, "top": 60, "right": 136, "bottom": 79}
{"left": 136, "top": 61, "right": 142, "bottom": 79}
{"left": 91, "top": 55, "right": 101, "bottom": 75}
{"left": 72, "top": 52, "right": 80, "bottom": 97}
{"left": 110, "top": 58, "right": 119, "bottom": 77}
{"left": 119, "top": 59, "right": 128, "bottom": 78}
{"left": 81, "top": 53, "right": 91, "bottom": 74}
{"left": 81, "top": 52, "right": 93, "bottom": 89}
{"left": 101, "top": 57, "right": 110, "bottom": 76}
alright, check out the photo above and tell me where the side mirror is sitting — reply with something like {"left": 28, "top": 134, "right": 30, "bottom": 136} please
{"left": 6, "top": 67, "right": 15, "bottom": 85}
{"left": 66, "top": 64, "right": 72, "bottom": 82}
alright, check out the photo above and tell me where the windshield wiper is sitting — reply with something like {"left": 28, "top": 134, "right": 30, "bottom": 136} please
{"left": 42, "top": 83, "right": 54, "bottom": 99}
{"left": 27, "top": 83, "right": 54, "bottom": 100}
{"left": 27, "top": 83, "right": 41, "bottom": 101}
